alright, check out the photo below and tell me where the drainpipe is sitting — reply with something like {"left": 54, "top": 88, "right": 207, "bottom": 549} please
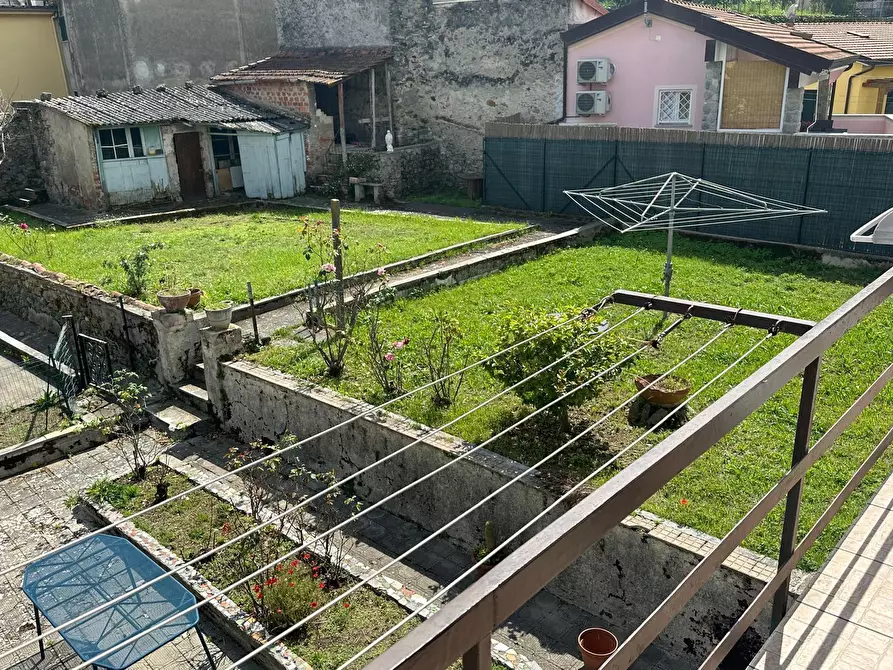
{"left": 845, "top": 63, "right": 875, "bottom": 114}
{"left": 562, "top": 41, "right": 568, "bottom": 121}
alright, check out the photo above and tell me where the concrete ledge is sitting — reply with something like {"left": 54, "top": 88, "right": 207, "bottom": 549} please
{"left": 0, "top": 424, "right": 107, "bottom": 480}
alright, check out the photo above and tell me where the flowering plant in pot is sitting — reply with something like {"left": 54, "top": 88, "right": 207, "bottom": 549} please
{"left": 205, "top": 300, "right": 234, "bottom": 331}
{"left": 156, "top": 271, "right": 191, "bottom": 312}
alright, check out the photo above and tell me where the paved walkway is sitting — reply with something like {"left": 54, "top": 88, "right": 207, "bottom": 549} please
{"left": 749, "top": 472, "right": 893, "bottom": 669}
{"left": 0, "top": 434, "right": 261, "bottom": 670}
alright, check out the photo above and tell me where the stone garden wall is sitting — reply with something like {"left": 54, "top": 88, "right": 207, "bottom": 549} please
{"left": 205, "top": 349, "right": 797, "bottom": 668}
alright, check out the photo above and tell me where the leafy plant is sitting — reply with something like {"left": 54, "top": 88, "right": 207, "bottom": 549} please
{"left": 485, "top": 308, "right": 627, "bottom": 432}
{"left": 105, "top": 370, "right": 163, "bottom": 487}
{"left": 300, "top": 214, "right": 389, "bottom": 377}
{"left": 86, "top": 478, "right": 141, "bottom": 508}
{"left": 360, "top": 290, "right": 408, "bottom": 398}
{"left": 104, "top": 242, "right": 165, "bottom": 299}
{"left": 34, "top": 389, "right": 60, "bottom": 411}
{"left": 422, "top": 311, "right": 471, "bottom": 408}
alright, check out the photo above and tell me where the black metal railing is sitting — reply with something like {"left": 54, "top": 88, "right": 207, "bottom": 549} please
{"left": 365, "top": 266, "right": 893, "bottom": 670}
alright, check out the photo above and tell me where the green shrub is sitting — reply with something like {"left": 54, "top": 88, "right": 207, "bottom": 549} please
{"left": 86, "top": 478, "right": 141, "bottom": 508}
{"left": 485, "top": 308, "right": 627, "bottom": 431}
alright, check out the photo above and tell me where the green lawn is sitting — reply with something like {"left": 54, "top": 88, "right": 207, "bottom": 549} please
{"left": 252, "top": 232, "right": 893, "bottom": 571}
{"left": 0, "top": 209, "right": 519, "bottom": 306}
{"left": 91, "top": 469, "right": 506, "bottom": 670}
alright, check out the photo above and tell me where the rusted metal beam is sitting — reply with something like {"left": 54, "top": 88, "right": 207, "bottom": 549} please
{"left": 771, "top": 357, "right": 821, "bottom": 628}
{"left": 601, "top": 358, "right": 893, "bottom": 670}
{"left": 701, "top": 422, "right": 893, "bottom": 670}
{"left": 364, "top": 265, "right": 893, "bottom": 670}
{"left": 610, "top": 290, "right": 815, "bottom": 335}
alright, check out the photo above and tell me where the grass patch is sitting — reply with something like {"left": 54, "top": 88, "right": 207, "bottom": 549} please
{"left": 94, "top": 468, "right": 505, "bottom": 669}
{"left": 0, "top": 209, "right": 519, "bottom": 305}
{"left": 407, "top": 191, "right": 482, "bottom": 209}
{"left": 0, "top": 404, "right": 68, "bottom": 449}
{"left": 252, "top": 232, "right": 893, "bottom": 571}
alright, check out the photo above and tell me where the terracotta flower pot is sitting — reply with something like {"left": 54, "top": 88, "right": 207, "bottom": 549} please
{"left": 187, "top": 288, "right": 202, "bottom": 308}
{"left": 157, "top": 290, "right": 191, "bottom": 312}
{"left": 578, "top": 628, "right": 618, "bottom": 669}
{"left": 634, "top": 374, "right": 692, "bottom": 408}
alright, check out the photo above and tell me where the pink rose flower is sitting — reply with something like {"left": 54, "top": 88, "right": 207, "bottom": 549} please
{"left": 320, "top": 263, "right": 336, "bottom": 273}
{"left": 376, "top": 267, "right": 386, "bottom": 277}
{"left": 19, "top": 222, "right": 28, "bottom": 230}
{"left": 385, "top": 352, "right": 396, "bottom": 362}
{"left": 393, "top": 340, "right": 405, "bottom": 350}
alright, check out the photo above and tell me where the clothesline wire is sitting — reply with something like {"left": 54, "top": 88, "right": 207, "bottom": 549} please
{"left": 1, "top": 299, "right": 607, "bottom": 581}
{"left": 335, "top": 328, "right": 775, "bottom": 670}
{"left": 227, "top": 318, "right": 736, "bottom": 670}
{"left": 65, "top": 310, "right": 682, "bottom": 670}
{"left": 4, "top": 305, "right": 646, "bottom": 660}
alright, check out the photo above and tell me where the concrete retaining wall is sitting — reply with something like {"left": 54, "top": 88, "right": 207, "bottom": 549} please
{"left": 210, "top": 357, "right": 791, "bottom": 668}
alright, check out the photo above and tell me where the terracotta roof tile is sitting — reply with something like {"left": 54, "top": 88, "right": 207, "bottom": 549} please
{"left": 668, "top": 0, "right": 854, "bottom": 62}
{"left": 794, "top": 21, "right": 893, "bottom": 62}
{"left": 210, "top": 47, "right": 394, "bottom": 86}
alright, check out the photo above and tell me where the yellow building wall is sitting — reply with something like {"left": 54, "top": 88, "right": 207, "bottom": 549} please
{"left": 0, "top": 10, "right": 67, "bottom": 100}
{"left": 808, "top": 63, "right": 893, "bottom": 115}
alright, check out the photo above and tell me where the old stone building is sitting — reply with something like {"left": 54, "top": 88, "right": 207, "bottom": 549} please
{"left": 56, "top": 0, "right": 278, "bottom": 96}
{"left": 274, "top": 0, "right": 607, "bottom": 176}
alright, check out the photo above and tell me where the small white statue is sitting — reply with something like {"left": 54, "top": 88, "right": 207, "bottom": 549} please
{"left": 385, "top": 129, "right": 394, "bottom": 153}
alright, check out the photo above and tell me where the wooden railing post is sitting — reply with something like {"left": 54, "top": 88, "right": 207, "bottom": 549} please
{"left": 771, "top": 357, "right": 821, "bottom": 628}
{"left": 462, "top": 636, "right": 491, "bottom": 670}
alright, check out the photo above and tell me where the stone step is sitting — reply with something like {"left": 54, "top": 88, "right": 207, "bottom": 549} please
{"left": 175, "top": 382, "right": 211, "bottom": 414}
{"left": 146, "top": 399, "right": 213, "bottom": 440}
{"left": 16, "top": 198, "right": 32, "bottom": 208}
{"left": 22, "top": 188, "right": 39, "bottom": 200}
{"left": 190, "top": 363, "right": 205, "bottom": 382}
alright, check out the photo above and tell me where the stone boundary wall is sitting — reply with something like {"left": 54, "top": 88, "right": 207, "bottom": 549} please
{"left": 0, "top": 424, "right": 108, "bottom": 480}
{"left": 210, "top": 357, "right": 802, "bottom": 668}
{"left": 0, "top": 254, "right": 158, "bottom": 372}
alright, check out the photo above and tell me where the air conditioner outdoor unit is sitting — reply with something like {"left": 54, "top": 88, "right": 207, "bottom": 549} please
{"left": 576, "top": 91, "right": 611, "bottom": 116}
{"left": 577, "top": 58, "right": 615, "bottom": 84}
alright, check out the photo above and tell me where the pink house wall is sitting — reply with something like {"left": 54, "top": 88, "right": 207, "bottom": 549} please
{"left": 831, "top": 114, "right": 893, "bottom": 134}
{"left": 566, "top": 15, "right": 708, "bottom": 128}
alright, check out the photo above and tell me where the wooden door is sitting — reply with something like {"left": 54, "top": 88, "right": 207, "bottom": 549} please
{"left": 173, "top": 132, "right": 205, "bottom": 200}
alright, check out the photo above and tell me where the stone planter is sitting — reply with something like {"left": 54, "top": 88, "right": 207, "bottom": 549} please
{"left": 205, "top": 301, "right": 234, "bottom": 331}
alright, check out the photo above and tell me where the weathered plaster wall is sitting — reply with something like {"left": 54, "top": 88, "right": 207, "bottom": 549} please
{"left": 59, "top": 0, "right": 278, "bottom": 95}
{"left": 565, "top": 16, "right": 708, "bottom": 129}
{"left": 0, "top": 108, "right": 43, "bottom": 205}
{"left": 0, "top": 255, "right": 158, "bottom": 374}
{"left": 214, "top": 358, "right": 793, "bottom": 668}
{"left": 276, "top": 0, "right": 581, "bottom": 176}
{"left": 27, "top": 106, "right": 104, "bottom": 210}
{"left": 702, "top": 61, "right": 722, "bottom": 131}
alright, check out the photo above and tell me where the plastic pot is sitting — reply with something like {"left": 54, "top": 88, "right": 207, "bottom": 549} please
{"left": 157, "top": 290, "right": 191, "bottom": 312}
{"left": 578, "top": 628, "right": 618, "bottom": 669}
{"left": 205, "top": 301, "right": 234, "bottom": 331}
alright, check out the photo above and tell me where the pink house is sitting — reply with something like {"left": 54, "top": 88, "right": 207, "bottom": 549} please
{"left": 561, "top": 0, "right": 856, "bottom": 133}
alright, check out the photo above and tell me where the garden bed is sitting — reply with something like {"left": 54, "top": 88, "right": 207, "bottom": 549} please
{"left": 83, "top": 466, "right": 505, "bottom": 670}
{"left": 0, "top": 403, "right": 68, "bottom": 449}
{"left": 1, "top": 208, "right": 522, "bottom": 306}
{"left": 251, "top": 232, "right": 893, "bottom": 571}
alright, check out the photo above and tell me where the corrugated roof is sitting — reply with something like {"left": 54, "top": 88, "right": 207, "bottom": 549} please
{"left": 210, "top": 47, "right": 394, "bottom": 86}
{"left": 29, "top": 85, "right": 301, "bottom": 128}
{"left": 794, "top": 21, "right": 893, "bottom": 62}
{"left": 668, "top": 0, "right": 853, "bottom": 61}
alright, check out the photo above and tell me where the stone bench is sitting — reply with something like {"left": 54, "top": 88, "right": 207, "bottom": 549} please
{"left": 349, "top": 177, "right": 384, "bottom": 205}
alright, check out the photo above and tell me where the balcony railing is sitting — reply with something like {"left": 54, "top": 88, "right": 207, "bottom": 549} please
{"left": 366, "top": 266, "right": 893, "bottom": 670}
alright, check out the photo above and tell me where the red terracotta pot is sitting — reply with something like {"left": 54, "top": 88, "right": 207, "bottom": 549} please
{"left": 578, "top": 628, "right": 618, "bottom": 669}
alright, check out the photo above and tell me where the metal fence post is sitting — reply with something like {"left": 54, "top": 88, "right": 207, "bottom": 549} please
{"left": 462, "top": 636, "right": 491, "bottom": 670}
{"left": 65, "top": 315, "right": 88, "bottom": 390}
{"left": 246, "top": 281, "right": 260, "bottom": 343}
{"left": 771, "top": 356, "right": 821, "bottom": 628}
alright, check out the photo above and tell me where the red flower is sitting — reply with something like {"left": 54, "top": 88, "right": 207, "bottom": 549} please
{"left": 310, "top": 601, "right": 318, "bottom": 608}
{"left": 292, "top": 559, "right": 300, "bottom": 567}
{"left": 276, "top": 564, "right": 283, "bottom": 572}
{"left": 266, "top": 577, "right": 278, "bottom": 586}
{"left": 288, "top": 569, "right": 294, "bottom": 575}
{"left": 343, "top": 602, "right": 350, "bottom": 608}
{"left": 289, "top": 582, "right": 295, "bottom": 588}
{"left": 302, "top": 553, "right": 310, "bottom": 561}
{"left": 276, "top": 609, "right": 282, "bottom": 614}
{"left": 318, "top": 582, "right": 325, "bottom": 589}
{"left": 680, "top": 498, "right": 689, "bottom": 505}
{"left": 19, "top": 222, "right": 28, "bottom": 230}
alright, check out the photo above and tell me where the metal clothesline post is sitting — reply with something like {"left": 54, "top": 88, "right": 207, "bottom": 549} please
{"left": 664, "top": 174, "right": 676, "bottom": 317}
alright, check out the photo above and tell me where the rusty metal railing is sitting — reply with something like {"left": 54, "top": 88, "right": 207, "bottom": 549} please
{"left": 366, "top": 265, "right": 893, "bottom": 670}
